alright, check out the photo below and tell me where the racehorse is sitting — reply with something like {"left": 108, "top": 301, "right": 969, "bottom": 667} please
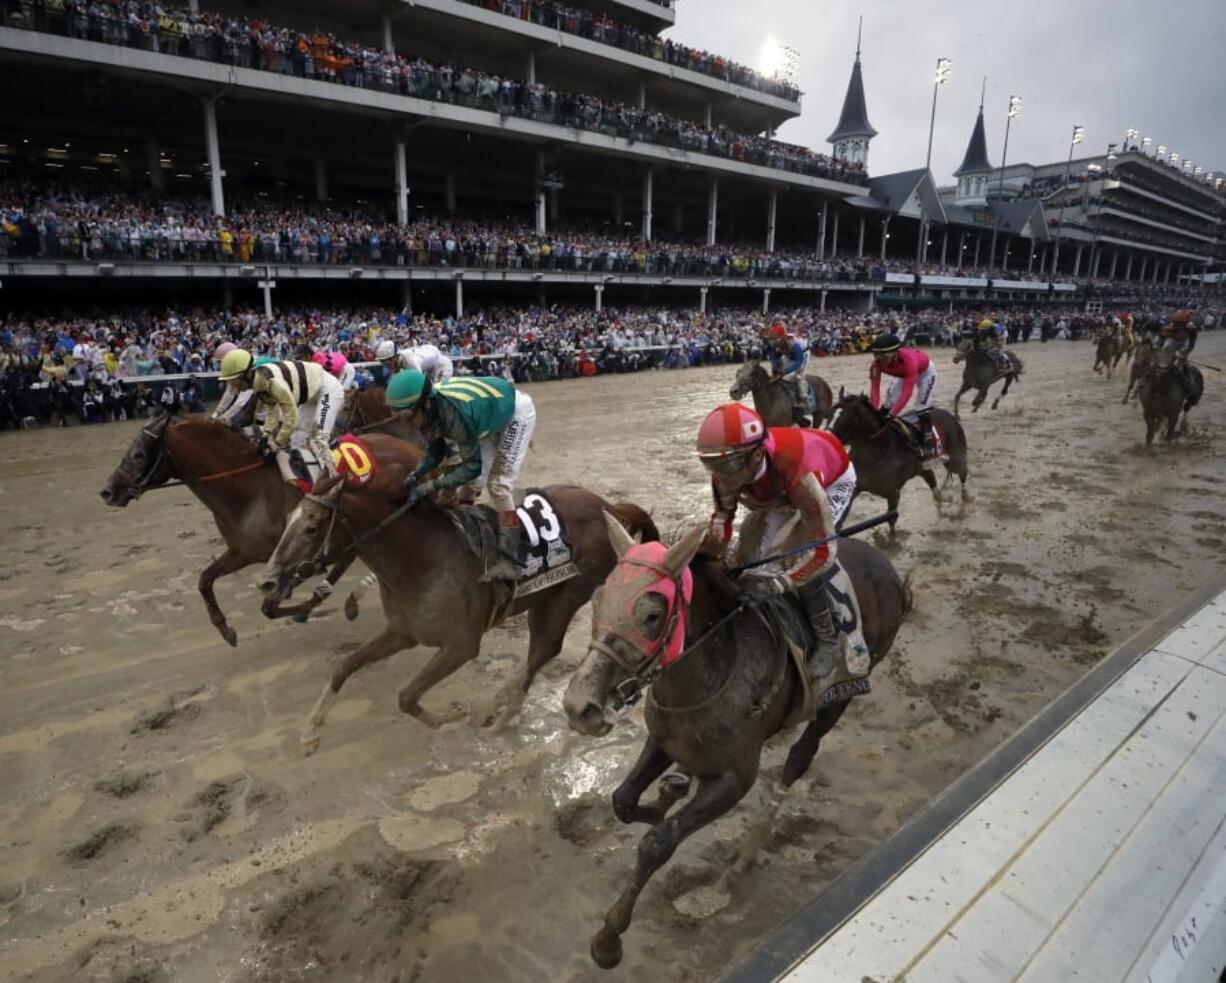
{"left": 729, "top": 361, "right": 834, "bottom": 427}
{"left": 337, "top": 387, "right": 425, "bottom": 446}
{"left": 100, "top": 412, "right": 421, "bottom": 645}
{"left": 563, "top": 516, "right": 909, "bottom": 968}
{"left": 1093, "top": 328, "right": 1124, "bottom": 379}
{"left": 830, "top": 392, "right": 970, "bottom": 536}
{"left": 1138, "top": 350, "right": 1203, "bottom": 445}
{"left": 257, "top": 477, "right": 659, "bottom": 750}
{"left": 951, "top": 338, "right": 1023, "bottom": 417}
{"left": 1123, "top": 339, "right": 1155, "bottom": 403}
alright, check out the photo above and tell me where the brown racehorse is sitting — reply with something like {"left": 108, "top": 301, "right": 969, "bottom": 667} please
{"left": 1093, "top": 328, "right": 1124, "bottom": 379}
{"left": 830, "top": 393, "right": 971, "bottom": 537}
{"left": 563, "top": 517, "right": 909, "bottom": 968}
{"left": 730, "top": 361, "right": 833, "bottom": 427}
{"left": 1139, "top": 350, "right": 1203, "bottom": 445}
{"left": 1123, "top": 339, "right": 1155, "bottom": 403}
{"left": 337, "top": 386, "right": 425, "bottom": 446}
{"left": 951, "top": 338, "right": 1023, "bottom": 417}
{"left": 257, "top": 478, "right": 659, "bottom": 750}
{"left": 100, "top": 413, "right": 421, "bottom": 646}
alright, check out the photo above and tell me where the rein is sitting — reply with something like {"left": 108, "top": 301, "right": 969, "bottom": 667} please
{"left": 348, "top": 411, "right": 398, "bottom": 435}
{"left": 294, "top": 492, "right": 416, "bottom": 579}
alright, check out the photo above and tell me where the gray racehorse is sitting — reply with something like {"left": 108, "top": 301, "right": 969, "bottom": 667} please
{"left": 951, "top": 337, "right": 1023, "bottom": 417}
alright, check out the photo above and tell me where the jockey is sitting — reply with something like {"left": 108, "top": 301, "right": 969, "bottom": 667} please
{"left": 1119, "top": 312, "right": 1136, "bottom": 348}
{"left": 387, "top": 369, "right": 536, "bottom": 565}
{"left": 375, "top": 340, "right": 454, "bottom": 384}
{"left": 312, "top": 350, "right": 358, "bottom": 391}
{"left": 976, "top": 317, "right": 1008, "bottom": 371}
{"left": 217, "top": 350, "right": 344, "bottom": 483}
{"left": 869, "top": 334, "right": 937, "bottom": 415}
{"left": 1162, "top": 310, "right": 1200, "bottom": 394}
{"left": 210, "top": 342, "right": 245, "bottom": 423}
{"left": 697, "top": 404, "right": 869, "bottom": 698}
{"left": 765, "top": 323, "right": 811, "bottom": 421}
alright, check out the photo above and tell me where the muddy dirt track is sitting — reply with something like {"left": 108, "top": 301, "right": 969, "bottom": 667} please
{"left": 1, "top": 336, "right": 1224, "bottom": 983}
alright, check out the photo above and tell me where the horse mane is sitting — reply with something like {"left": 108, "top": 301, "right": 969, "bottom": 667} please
{"left": 690, "top": 551, "right": 742, "bottom": 613}
{"left": 172, "top": 415, "right": 262, "bottom": 459}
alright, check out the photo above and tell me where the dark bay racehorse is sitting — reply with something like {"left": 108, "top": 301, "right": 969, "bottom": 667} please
{"left": 1123, "top": 339, "right": 1155, "bottom": 403}
{"left": 563, "top": 516, "right": 909, "bottom": 968}
{"left": 730, "top": 362, "right": 834, "bottom": 427}
{"left": 100, "top": 414, "right": 421, "bottom": 645}
{"left": 1093, "top": 328, "right": 1124, "bottom": 379}
{"left": 258, "top": 477, "right": 658, "bottom": 750}
{"left": 1139, "top": 350, "right": 1203, "bottom": 445}
{"left": 952, "top": 338, "right": 1023, "bottom": 417}
{"left": 338, "top": 387, "right": 425, "bottom": 446}
{"left": 830, "top": 393, "right": 970, "bottom": 536}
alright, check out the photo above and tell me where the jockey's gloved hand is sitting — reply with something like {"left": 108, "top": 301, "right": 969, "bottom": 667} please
{"left": 739, "top": 575, "right": 791, "bottom": 606}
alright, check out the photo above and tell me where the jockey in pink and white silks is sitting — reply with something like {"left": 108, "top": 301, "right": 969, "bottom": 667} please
{"left": 868, "top": 335, "right": 937, "bottom": 415}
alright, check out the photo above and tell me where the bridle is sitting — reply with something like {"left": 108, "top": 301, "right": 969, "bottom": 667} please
{"left": 286, "top": 488, "right": 358, "bottom": 585}
{"left": 124, "top": 415, "right": 268, "bottom": 499}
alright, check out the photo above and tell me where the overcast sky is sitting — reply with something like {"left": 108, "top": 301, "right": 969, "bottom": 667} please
{"left": 668, "top": 0, "right": 1226, "bottom": 185}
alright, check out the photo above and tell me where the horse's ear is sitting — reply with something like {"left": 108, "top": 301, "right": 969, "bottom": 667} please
{"left": 664, "top": 524, "right": 706, "bottom": 577}
{"left": 603, "top": 510, "right": 635, "bottom": 558}
{"left": 838, "top": 385, "right": 846, "bottom": 401}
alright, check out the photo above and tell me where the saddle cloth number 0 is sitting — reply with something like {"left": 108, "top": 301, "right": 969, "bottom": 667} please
{"left": 517, "top": 493, "right": 561, "bottom": 550}
{"left": 332, "top": 439, "right": 376, "bottom": 484}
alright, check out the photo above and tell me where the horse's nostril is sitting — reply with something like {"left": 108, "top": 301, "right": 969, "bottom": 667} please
{"left": 257, "top": 578, "right": 278, "bottom": 595}
{"left": 99, "top": 488, "right": 112, "bottom": 502}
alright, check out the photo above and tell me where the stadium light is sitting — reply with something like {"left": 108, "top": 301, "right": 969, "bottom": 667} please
{"left": 1106, "top": 143, "right": 1119, "bottom": 163}
{"left": 1194, "top": 166, "right": 1203, "bottom": 176}
{"left": 934, "top": 57, "right": 952, "bottom": 84}
{"left": 1124, "top": 127, "right": 1138, "bottom": 148}
{"left": 1072, "top": 125, "right": 1085, "bottom": 145}
{"left": 1141, "top": 136, "right": 1152, "bottom": 153}
{"left": 1156, "top": 144, "right": 1167, "bottom": 160}
{"left": 1170, "top": 152, "right": 1181, "bottom": 165}
{"left": 1007, "top": 95, "right": 1022, "bottom": 118}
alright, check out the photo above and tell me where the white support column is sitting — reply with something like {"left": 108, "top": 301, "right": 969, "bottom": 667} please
{"left": 857, "top": 215, "right": 866, "bottom": 259}
{"left": 1124, "top": 253, "right": 1133, "bottom": 280}
{"left": 830, "top": 210, "right": 840, "bottom": 259}
{"left": 1164, "top": 261, "right": 1173, "bottom": 284}
{"left": 257, "top": 270, "right": 276, "bottom": 317}
{"left": 314, "top": 157, "right": 328, "bottom": 203}
{"left": 641, "top": 166, "right": 653, "bottom": 241}
{"left": 973, "top": 235, "right": 981, "bottom": 268}
{"left": 699, "top": 286, "right": 708, "bottom": 314}
{"left": 940, "top": 229, "right": 948, "bottom": 267}
{"left": 382, "top": 13, "right": 394, "bottom": 54}
{"left": 393, "top": 133, "right": 409, "bottom": 226}
{"left": 203, "top": 98, "right": 224, "bottom": 218}
{"left": 817, "top": 200, "right": 828, "bottom": 260}
{"left": 819, "top": 289, "right": 827, "bottom": 312}
{"left": 526, "top": 50, "right": 536, "bottom": 84}
{"left": 704, "top": 102, "right": 713, "bottom": 128}
{"left": 594, "top": 285, "right": 603, "bottom": 312}
{"left": 1091, "top": 247, "right": 1102, "bottom": 279}
{"left": 766, "top": 189, "right": 777, "bottom": 254}
{"left": 956, "top": 231, "right": 965, "bottom": 269}
{"left": 706, "top": 178, "right": 719, "bottom": 247}
{"left": 1028, "top": 237, "right": 1036, "bottom": 272}
{"left": 444, "top": 171, "right": 456, "bottom": 214}
{"left": 1072, "top": 243, "right": 1083, "bottom": 277}
{"left": 188, "top": 0, "right": 197, "bottom": 11}
{"left": 637, "top": 79, "right": 646, "bottom": 110}
{"left": 762, "top": 288, "right": 771, "bottom": 314}
{"left": 535, "top": 151, "right": 547, "bottom": 236}
{"left": 146, "top": 141, "right": 164, "bottom": 193}
{"left": 1138, "top": 255, "right": 1148, "bottom": 281}
{"left": 879, "top": 215, "right": 891, "bottom": 261}
{"left": 454, "top": 277, "right": 464, "bottom": 319}
{"left": 1151, "top": 259, "right": 1161, "bottom": 283}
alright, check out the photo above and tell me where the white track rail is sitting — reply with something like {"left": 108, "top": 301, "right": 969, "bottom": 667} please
{"left": 728, "top": 575, "right": 1226, "bottom": 983}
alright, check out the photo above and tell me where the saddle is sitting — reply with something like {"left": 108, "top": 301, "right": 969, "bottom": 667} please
{"left": 892, "top": 410, "right": 943, "bottom": 461}
{"left": 445, "top": 489, "right": 580, "bottom": 619}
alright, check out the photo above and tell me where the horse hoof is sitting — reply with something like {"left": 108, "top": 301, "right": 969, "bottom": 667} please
{"left": 300, "top": 733, "right": 321, "bottom": 756}
{"left": 221, "top": 627, "right": 238, "bottom": 648}
{"left": 290, "top": 611, "right": 309, "bottom": 624}
{"left": 344, "top": 595, "right": 359, "bottom": 621}
{"left": 591, "top": 930, "right": 624, "bottom": 970}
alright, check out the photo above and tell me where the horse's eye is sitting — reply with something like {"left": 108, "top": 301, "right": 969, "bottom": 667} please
{"left": 304, "top": 525, "right": 318, "bottom": 536}
{"left": 132, "top": 450, "right": 144, "bottom": 461}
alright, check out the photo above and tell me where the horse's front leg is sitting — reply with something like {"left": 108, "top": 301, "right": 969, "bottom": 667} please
{"left": 971, "top": 387, "right": 987, "bottom": 412}
{"left": 263, "top": 555, "right": 356, "bottom": 623}
{"left": 611, "top": 738, "right": 685, "bottom": 825}
{"left": 591, "top": 770, "right": 753, "bottom": 970}
{"left": 953, "top": 383, "right": 968, "bottom": 419}
{"left": 199, "top": 548, "right": 249, "bottom": 647}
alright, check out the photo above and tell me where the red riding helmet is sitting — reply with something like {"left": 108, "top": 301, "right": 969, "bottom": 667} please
{"left": 766, "top": 323, "right": 788, "bottom": 341}
{"left": 697, "top": 404, "right": 767, "bottom": 461}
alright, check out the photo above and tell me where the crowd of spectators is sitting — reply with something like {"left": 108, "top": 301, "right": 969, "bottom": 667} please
{"left": 3, "top": 1, "right": 860, "bottom": 184}
{"left": 3, "top": 294, "right": 1218, "bottom": 428}
{"left": 0, "top": 179, "right": 880, "bottom": 282}
{"left": 458, "top": 0, "right": 799, "bottom": 101}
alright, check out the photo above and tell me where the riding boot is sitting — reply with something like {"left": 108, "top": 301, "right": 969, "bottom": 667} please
{"left": 802, "top": 562, "right": 872, "bottom": 707}
{"left": 497, "top": 509, "right": 528, "bottom": 568}
{"left": 800, "top": 588, "right": 840, "bottom": 682}
{"left": 917, "top": 409, "right": 936, "bottom": 468}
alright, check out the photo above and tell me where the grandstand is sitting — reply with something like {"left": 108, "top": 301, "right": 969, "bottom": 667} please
{"left": 0, "top": 0, "right": 877, "bottom": 315}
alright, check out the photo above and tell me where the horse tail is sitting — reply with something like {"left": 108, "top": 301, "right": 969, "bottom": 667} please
{"left": 608, "top": 501, "right": 660, "bottom": 544}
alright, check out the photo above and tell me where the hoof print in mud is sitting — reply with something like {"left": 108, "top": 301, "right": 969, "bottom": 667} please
{"left": 94, "top": 771, "right": 157, "bottom": 799}
{"left": 64, "top": 822, "right": 139, "bottom": 865}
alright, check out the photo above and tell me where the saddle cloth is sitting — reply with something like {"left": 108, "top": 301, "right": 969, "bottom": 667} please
{"left": 445, "top": 488, "right": 579, "bottom": 599}
{"left": 284, "top": 434, "right": 378, "bottom": 493}
{"left": 755, "top": 582, "right": 872, "bottom": 728}
{"left": 893, "top": 412, "right": 946, "bottom": 461}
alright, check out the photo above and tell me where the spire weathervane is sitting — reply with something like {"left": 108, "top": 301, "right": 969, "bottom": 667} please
{"left": 979, "top": 76, "right": 987, "bottom": 111}
{"left": 856, "top": 15, "right": 862, "bottom": 60}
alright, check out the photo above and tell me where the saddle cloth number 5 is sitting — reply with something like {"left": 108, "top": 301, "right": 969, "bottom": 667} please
{"left": 517, "top": 493, "right": 561, "bottom": 550}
